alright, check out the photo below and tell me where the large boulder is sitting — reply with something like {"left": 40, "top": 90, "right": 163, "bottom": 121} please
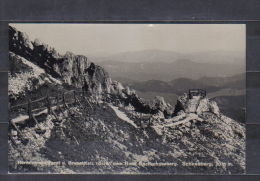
{"left": 151, "top": 96, "right": 167, "bottom": 111}
{"left": 150, "top": 96, "right": 174, "bottom": 117}
{"left": 196, "top": 97, "right": 220, "bottom": 115}
{"left": 173, "top": 93, "right": 188, "bottom": 115}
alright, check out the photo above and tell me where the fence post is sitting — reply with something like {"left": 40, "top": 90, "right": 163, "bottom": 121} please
{"left": 63, "top": 92, "right": 65, "bottom": 105}
{"left": 57, "top": 93, "right": 60, "bottom": 111}
{"left": 140, "top": 113, "right": 142, "bottom": 129}
{"left": 74, "top": 90, "right": 76, "bottom": 103}
{"left": 63, "top": 92, "right": 68, "bottom": 111}
{"left": 47, "top": 95, "right": 50, "bottom": 113}
{"left": 28, "top": 98, "right": 32, "bottom": 120}
{"left": 83, "top": 99, "right": 86, "bottom": 121}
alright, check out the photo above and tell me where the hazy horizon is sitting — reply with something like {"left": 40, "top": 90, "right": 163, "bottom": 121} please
{"left": 88, "top": 48, "right": 245, "bottom": 57}
{"left": 10, "top": 24, "right": 245, "bottom": 61}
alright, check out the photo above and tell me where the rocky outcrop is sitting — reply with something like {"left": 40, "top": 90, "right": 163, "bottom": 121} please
{"left": 60, "top": 51, "right": 112, "bottom": 93}
{"left": 196, "top": 97, "right": 220, "bottom": 115}
{"left": 9, "top": 26, "right": 34, "bottom": 60}
{"left": 150, "top": 96, "right": 167, "bottom": 111}
{"left": 9, "top": 25, "right": 175, "bottom": 117}
{"left": 111, "top": 84, "right": 174, "bottom": 117}
{"left": 174, "top": 93, "right": 220, "bottom": 116}
{"left": 9, "top": 26, "right": 112, "bottom": 95}
{"left": 149, "top": 96, "right": 174, "bottom": 117}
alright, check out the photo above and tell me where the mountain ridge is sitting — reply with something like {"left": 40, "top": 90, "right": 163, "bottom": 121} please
{"left": 8, "top": 25, "right": 245, "bottom": 174}
{"left": 8, "top": 25, "right": 175, "bottom": 117}
{"left": 125, "top": 73, "right": 245, "bottom": 95}
{"left": 97, "top": 59, "right": 245, "bottom": 82}
{"left": 89, "top": 49, "right": 245, "bottom": 65}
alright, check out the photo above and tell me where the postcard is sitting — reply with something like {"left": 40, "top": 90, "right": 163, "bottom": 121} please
{"left": 8, "top": 24, "right": 246, "bottom": 174}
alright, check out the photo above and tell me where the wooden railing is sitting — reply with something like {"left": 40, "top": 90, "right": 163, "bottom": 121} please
{"left": 9, "top": 89, "right": 153, "bottom": 142}
{"left": 9, "top": 90, "right": 99, "bottom": 141}
{"left": 9, "top": 90, "right": 99, "bottom": 115}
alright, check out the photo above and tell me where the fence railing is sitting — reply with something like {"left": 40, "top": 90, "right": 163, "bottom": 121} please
{"left": 9, "top": 90, "right": 103, "bottom": 141}
{"left": 9, "top": 90, "right": 106, "bottom": 115}
{"left": 9, "top": 89, "right": 154, "bottom": 142}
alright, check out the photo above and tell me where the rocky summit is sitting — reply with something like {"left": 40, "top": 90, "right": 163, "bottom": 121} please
{"left": 9, "top": 26, "right": 112, "bottom": 95}
{"left": 9, "top": 25, "right": 175, "bottom": 115}
{"left": 8, "top": 25, "right": 245, "bottom": 174}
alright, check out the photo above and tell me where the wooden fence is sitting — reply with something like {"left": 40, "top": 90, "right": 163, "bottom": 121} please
{"left": 9, "top": 90, "right": 100, "bottom": 140}
{"left": 9, "top": 89, "right": 153, "bottom": 142}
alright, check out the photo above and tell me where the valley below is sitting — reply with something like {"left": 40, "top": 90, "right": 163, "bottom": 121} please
{"left": 8, "top": 25, "right": 246, "bottom": 174}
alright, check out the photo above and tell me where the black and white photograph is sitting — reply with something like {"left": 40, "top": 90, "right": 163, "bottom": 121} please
{"left": 8, "top": 24, "right": 246, "bottom": 174}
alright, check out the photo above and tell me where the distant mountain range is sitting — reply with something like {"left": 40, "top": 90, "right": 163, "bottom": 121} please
{"left": 125, "top": 74, "right": 245, "bottom": 123}
{"left": 94, "top": 49, "right": 245, "bottom": 124}
{"left": 8, "top": 26, "right": 246, "bottom": 174}
{"left": 97, "top": 59, "right": 245, "bottom": 82}
{"left": 198, "top": 73, "right": 245, "bottom": 87}
{"left": 123, "top": 73, "right": 245, "bottom": 95}
{"left": 90, "top": 49, "right": 245, "bottom": 65}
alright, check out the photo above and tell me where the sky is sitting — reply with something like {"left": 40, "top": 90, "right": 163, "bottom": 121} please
{"left": 10, "top": 23, "right": 246, "bottom": 56}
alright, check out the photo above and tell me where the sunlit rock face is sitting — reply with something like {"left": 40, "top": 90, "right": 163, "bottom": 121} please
{"left": 9, "top": 25, "right": 112, "bottom": 95}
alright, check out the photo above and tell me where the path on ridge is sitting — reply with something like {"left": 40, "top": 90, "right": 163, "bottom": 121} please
{"left": 108, "top": 104, "right": 203, "bottom": 130}
{"left": 152, "top": 113, "right": 203, "bottom": 128}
